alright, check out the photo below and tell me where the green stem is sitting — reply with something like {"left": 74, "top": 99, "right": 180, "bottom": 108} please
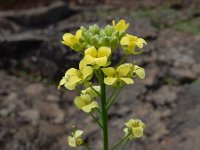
{"left": 95, "top": 108, "right": 101, "bottom": 115}
{"left": 107, "top": 86, "right": 124, "bottom": 110}
{"left": 94, "top": 70, "right": 101, "bottom": 82}
{"left": 106, "top": 88, "right": 117, "bottom": 105}
{"left": 111, "top": 134, "right": 130, "bottom": 150}
{"left": 100, "top": 71, "right": 109, "bottom": 150}
{"left": 122, "top": 139, "right": 129, "bottom": 150}
{"left": 90, "top": 112, "right": 103, "bottom": 129}
{"left": 89, "top": 83, "right": 101, "bottom": 97}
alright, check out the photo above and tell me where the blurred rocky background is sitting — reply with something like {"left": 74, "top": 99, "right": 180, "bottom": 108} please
{"left": 0, "top": 0, "right": 200, "bottom": 150}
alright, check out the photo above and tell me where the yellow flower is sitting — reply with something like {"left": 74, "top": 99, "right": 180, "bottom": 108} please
{"left": 82, "top": 86, "right": 100, "bottom": 98}
{"left": 68, "top": 130, "right": 84, "bottom": 147}
{"left": 58, "top": 62, "right": 93, "bottom": 90}
{"left": 120, "top": 63, "right": 145, "bottom": 79}
{"left": 62, "top": 29, "right": 83, "bottom": 51}
{"left": 112, "top": 19, "right": 129, "bottom": 31}
{"left": 120, "top": 34, "right": 147, "bottom": 54}
{"left": 83, "top": 46, "right": 111, "bottom": 68}
{"left": 102, "top": 64, "right": 133, "bottom": 86}
{"left": 74, "top": 94, "right": 99, "bottom": 113}
{"left": 124, "top": 119, "right": 145, "bottom": 139}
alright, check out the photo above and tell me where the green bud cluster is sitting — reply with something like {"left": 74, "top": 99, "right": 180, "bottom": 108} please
{"left": 80, "top": 24, "right": 126, "bottom": 51}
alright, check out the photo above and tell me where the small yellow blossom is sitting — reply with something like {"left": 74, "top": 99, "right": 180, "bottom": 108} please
{"left": 68, "top": 130, "right": 84, "bottom": 147}
{"left": 74, "top": 94, "right": 99, "bottom": 113}
{"left": 112, "top": 19, "right": 129, "bottom": 31}
{"left": 62, "top": 29, "right": 83, "bottom": 51}
{"left": 124, "top": 119, "right": 145, "bottom": 139}
{"left": 58, "top": 62, "right": 93, "bottom": 90}
{"left": 82, "top": 86, "right": 100, "bottom": 98}
{"left": 83, "top": 46, "right": 111, "bottom": 68}
{"left": 102, "top": 64, "right": 133, "bottom": 86}
{"left": 119, "top": 63, "right": 145, "bottom": 79}
{"left": 120, "top": 34, "right": 147, "bottom": 54}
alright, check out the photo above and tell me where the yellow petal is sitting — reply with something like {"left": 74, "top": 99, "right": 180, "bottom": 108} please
{"left": 102, "top": 67, "right": 116, "bottom": 77}
{"left": 120, "top": 36, "right": 130, "bottom": 45}
{"left": 125, "top": 119, "right": 134, "bottom": 127}
{"left": 79, "top": 59, "right": 87, "bottom": 70}
{"left": 120, "top": 78, "right": 134, "bottom": 84}
{"left": 65, "top": 68, "right": 78, "bottom": 77}
{"left": 132, "top": 127, "right": 143, "bottom": 138}
{"left": 134, "top": 66, "right": 145, "bottom": 79}
{"left": 75, "top": 29, "right": 82, "bottom": 40}
{"left": 80, "top": 94, "right": 91, "bottom": 104}
{"left": 64, "top": 82, "right": 76, "bottom": 90}
{"left": 82, "top": 101, "right": 99, "bottom": 113}
{"left": 83, "top": 55, "right": 95, "bottom": 65}
{"left": 85, "top": 46, "right": 97, "bottom": 57}
{"left": 112, "top": 20, "right": 116, "bottom": 27}
{"left": 68, "top": 136, "right": 76, "bottom": 147}
{"left": 114, "top": 19, "right": 129, "bottom": 31}
{"left": 97, "top": 46, "right": 111, "bottom": 58}
{"left": 68, "top": 76, "right": 82, "bottom": 86}
{"left": 74, "top": 130, "right": 83, "bottom": 138}
{"left": 136, "top": 38, "right": 147, "bottom": 48}
{"left": 58, "top": 78, "right": 66, "bottom": 89}
{"left": 95, "top": 57, "right": 107, "bottom": 66}
{"left": 104, "top": 77, "right": 117, "bottom": 85}
{"left": 82, "top": 66, "right": 93, "bottom": 79}
{"left": 127, "top": 34, "right": 137, "bottom": 41}
{"left": 62, "top": 33, "right": 78, "bottom": 47}
{"left": 74, "top": 96, "right": 85, "bottom": 109}
{"left": 82, "top": 86, "right": 100, "bottom": 97}
{"left": 63, "top": 33, "right": 73, "bottom": 41}
{"left": 117, "top": 65, "right": 131, "bottom": 76}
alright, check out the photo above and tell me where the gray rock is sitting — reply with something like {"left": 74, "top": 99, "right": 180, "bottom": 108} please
{"left": 24, "top": 83, "right": 45, "bottom": 96}
{"left": 161, "top": 83, "right": 200, "bottom": 150}
{"left": 20, "top": 109, "right": 40, "bottom": 126}
{"left": 146, "top": 86, "right": 179, "bottom": 106}
{"left": 128, "top": 18, "right": 158, "bottom": 38}
{"left": 0, "top": 1, "right": 74, "bottom": 28}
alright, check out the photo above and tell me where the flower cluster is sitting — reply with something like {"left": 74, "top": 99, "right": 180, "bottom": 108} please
{"left": 58, "top": 19, "right": 147, "bottom": 149}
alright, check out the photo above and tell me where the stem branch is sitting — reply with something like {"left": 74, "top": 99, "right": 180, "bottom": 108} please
{"left": 111, "top": 134, "right": 130, "bottom": 150}
{"left": 90, "top": 113, "right": 103, "bottom": 129}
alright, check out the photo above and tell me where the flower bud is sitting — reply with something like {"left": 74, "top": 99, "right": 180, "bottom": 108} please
{"left": 101, "top": 36, "right": 109, "bottom": 46}
{"left": 105, "top": 25, "right": 115, "bottom": 36}
{"left": 110, "top": 36, "right": 118, "bottom": 50}
{"left": 100, "top": 29, "right": 106, "bottom": 37}
{"left": 112, "top": 30, "right": 119, "bottom": 37}
{"left": 91, "top": 36, "right": 99, "bottom": 46}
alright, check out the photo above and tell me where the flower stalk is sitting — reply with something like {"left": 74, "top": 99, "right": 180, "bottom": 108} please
{"left": 58, "top": 19, "right": 147, "bottom": 150}
{"left": 100, "top": 71, "right": 109, "bottom": 150}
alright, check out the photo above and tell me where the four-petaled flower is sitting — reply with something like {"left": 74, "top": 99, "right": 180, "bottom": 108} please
{"left": 74, "top": 94, "right": 99, "bottom": 113}
{"left": 68, "top": 130, "right": 84, "bottom": 147}
{"left": 120, "top": 34, "right": 147, "bottom": 54}
{"left": 102, "top": 64, "right": 133, "bottom": 86}
{"left": 62, "top": 29, "right": 83, "bottom": 51}
{"left": 112, "top": 19, "right": 129, "bottom": 31}
{"left": 58, "top": 63, "right": 93, "bottom": 90}
{"left": 119, "top": 63, "right": 145, "bottom": 79}
{"left": 124, "top": 119, "right": 145, "bottom": 140}
{"left": 83, "top": 46, "right": 111, "bottom": 68}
